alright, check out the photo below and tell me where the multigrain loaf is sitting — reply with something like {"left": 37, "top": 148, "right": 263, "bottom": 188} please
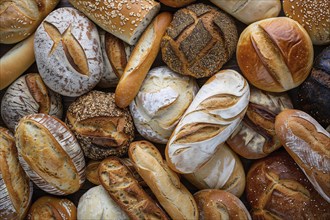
{"left": 0, "top": 127, "right": 33, "bottom": 220}
{"left": 129, "top": 141, "right": 199, "bottom": 220}
{"left": 98, "top": 157, "right": 169, "bottom": 220}
{"left": 165, "top": 69, "right": 250, "bottom": 174}
{"left": 15, "top": 114, "right": 86, "bottom": 195}
{"left": 161, "top": 3, "right": 238, "bottom": 78}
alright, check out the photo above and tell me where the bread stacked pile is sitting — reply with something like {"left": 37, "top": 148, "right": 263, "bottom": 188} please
{"left": 0, "top": 0, "right": 329, "bottom": 219}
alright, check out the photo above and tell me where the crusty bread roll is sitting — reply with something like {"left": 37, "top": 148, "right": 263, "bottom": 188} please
{"left": 98, "top": 157, "right": 169, "bottom": 220}
{"left": 115, "top": 12, "right": 172, "bottom": 108}
{"left": 69, "top": 0, "right": 160, "bottom": 45}
{"left": 0, "top": 0, "right": 60, "bottom": 44}
{"left": 34, "top": 7, "right": 103, "bottom": 97}
{"left": 161, "top": 3, "right": 238, "bottom": 78}
{"left": 247, "top": 151, "right": 330, "bottom": 219}
{"left": 275, "top": 109, "right": 330, "bottom": 202}
{"left": 86, "top": 160, "right": 101, "bottom": 185}
{"left": 77, "top": 185, "right": 129, "bottom": 220}
{"left": 210, "top": 0, "right": 281, "bottom": 24}
{"left": 129, "top": 141, "right": 199, "bottom": 220}
{"left": 283, "top": 0, "right": 330, "bottom": 45}
{"left": 159, "top": 0, "right": 196, "bottom": 8}
{"left": 0, "top": 34, "right": 35, "bottom": 90}
{"left": 165, "top": 69, "right": 250, "bottom": 174}
{"left": 237, "top": 17, "right": 314, "bottom": 92}
{"left": 15, "top": 114, "right": 86, "bottom": 195}
{"left": 0, "top": 127, "right": 33, "bottom": 220}
{"left": 184, "top": 143, "right": 245, "bottom": 198}
{"left": 27, "top": 196, "right": 76, "bottom": 220}
{"left": 194, "top": 189, "right": 251, "bottom": 220}
{"left": 227, "top": 87, "right": 293, "bottom": 159}
{"left": 66, "top": 91, "right": 135, "bottom": 160}
{"left": 1, "top": 73, "right": 63, "bottom": 131}
{"left": 130, "top": 66, "right": 198, "bottom": 144}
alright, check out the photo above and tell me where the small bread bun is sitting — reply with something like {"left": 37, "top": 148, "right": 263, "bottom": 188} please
{"left": 283, "top": 0, "right": 330, "bottom": 45}
{"left": 27, "top": 196, "right": 76, "bottom": 220}
{"left": 237, "top": 17, "right": 313, "bottom": 92}
{"left": 159, "top": 0, "right": 196, "bottom": 8}
{"left": 86, "top": 160, "right": 101, "bottom": 185}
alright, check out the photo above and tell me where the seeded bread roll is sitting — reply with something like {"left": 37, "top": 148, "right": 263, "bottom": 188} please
{"left": 161, "top": 3, "right": 238, "bottom": 78}
{"left": 69, "top": 0, "right": 160, "bottom": 45}
{"left": 0, "top": 0, "right": 60, "bottom": 44}
{"left": 27, "top": 196, "right": 76, "bottom": 220}
{"left": 66, "top": 91, "right": 135, "bottom": 160}
{"left": 1, "top": 73, "right": 63, "bottom": 131}
{"left": 283, "top": 0, "right": 330, "bottom": 45}
{"left": 0, "top": 127, "right": 33, "bottom": 220}
{"left": 237, "top": 17, "right": 314, "bottom": 92}
{"left": 15, "top": 114, "right": 86, "bottom": 195}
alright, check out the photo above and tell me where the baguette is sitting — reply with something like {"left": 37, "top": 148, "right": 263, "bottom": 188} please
{"left": 129, "top": 141, "right": 198, "bottom": 220}
{"left": 0, "top": 34, "right": 35, "bottom": 90}
{"left": 115, "top": 12, "right": 172, "bottom": 108}
{"left": 98, "top": 157, "right": 169, "bottom": 220}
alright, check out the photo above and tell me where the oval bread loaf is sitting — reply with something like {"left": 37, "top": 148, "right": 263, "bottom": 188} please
{"left": 165, "top": 69, "right": 250, "bottom": 174}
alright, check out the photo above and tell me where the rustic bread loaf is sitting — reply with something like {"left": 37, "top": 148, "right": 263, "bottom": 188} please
{"left": 86, "top": 160, "right": 101, "bottom": 185}
{"left": 246, "top": 151, "right": 330, "bottom": 219}
{"left": 34, "top": 7, "right": 103, "bottom": 97}
{"left": 68, "top": 0, "right": 160, "bottom": 45}
{"left": 0, "top": 0, "right": 60, "bottom": 44}
{"left": 159, "top": 0, "right": 196, "bottom": 8}
{"left": 161, "top": 3, "right": 238, "bottom": 78}
{"left": 165, "top": 69, "right": 250, "bottom": 174}
{"left": 15, "top": 114, "right": 86, "bottom": 195}
{"left": 130, "top": 66, "right": 198, "bottom": 144}
{"left": 129, "top": 141, "right": 199, "bottom": 220}
{"left": 0, "top": 127, "right": 33, "bottom": 220}
{"left": 237, "top": 17, "right": 314, "bottom": 92}
{"left": 66, "top": 91, "right": 135, "bottom": 160}
{"left": 275, "top": 109, "right": 330, "bottom": 202}
{"left": 1, "top": 73, "right": 62, "bottom": 131}
{"left": 98, "top": 157, "right": 169, "bottom": 220}
{"left": 227, "top": 86, "right": 293, "bottom": 159}
{"left": 27, "top": 196, "right": 76, "bottom": 220}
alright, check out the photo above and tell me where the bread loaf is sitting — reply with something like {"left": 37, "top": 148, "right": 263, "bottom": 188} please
{"left": 115, "top": 12, "right": 172, "bottom": 108}
{"left": 227, "top": 87, "right": 293, "bottom": 159}
{"left": 1, "top": 73, "right": 63, "bottom": 131}
{"left": 159, "top": 0, "right": 196, "bottom": 8}
{"left": 66, "top": 91, "right": 135, "bottom": 160}
{"left": 15, "top": 114, "right": 86, "bottom": 195}
{"left": 0, "top": 127, "right": 33, "bottom": 220}
{"left": 129, "top": 141, "right": 199, "bottom": 220}
{"left": 161, "top": 3, "right": 238, "bottom": 78}
{"left": 98, "top": 157, "right": 169, "bottom": 220}
{"left": 165, "top": 69, "right": 250, "bottom": 174}
{"left": 68, "top": 0, "right": 160, "bottom": 45}
{"left": 130, "top": 66, "right": 198, "bottom": 144}
{"left": 34, "top": 7, "right": 103, "bottom": 97}
{"left": 86, "top": 160, "right": 101, "bottom": 185}
{"left": 275, "top": 109, "right": 330, "bottom": 202}
{"left": 237, "top": 17, "right": 314, "bottom": 92}
{"left": 0, "top": 0, "right": 60, "bottom": 44}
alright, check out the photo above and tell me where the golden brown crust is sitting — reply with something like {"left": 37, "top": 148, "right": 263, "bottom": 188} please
{"left": 86, "top": 160, "right": 101, "bottom": 185}
{"left": 159, "top": 0, "right": 196, "bottom": 8}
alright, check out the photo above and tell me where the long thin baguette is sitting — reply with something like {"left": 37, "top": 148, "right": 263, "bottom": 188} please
{"left": 115, "top": 12, "right": 172, "bottom": 108}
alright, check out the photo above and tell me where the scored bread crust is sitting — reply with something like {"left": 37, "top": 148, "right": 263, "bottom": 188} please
{"left": 98, "top": 157, "right": 169, "bottom": 220}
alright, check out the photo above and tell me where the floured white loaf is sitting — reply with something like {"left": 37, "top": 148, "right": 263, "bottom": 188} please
{"left": 165, "top": 69, "right": 250, "bottom": 174}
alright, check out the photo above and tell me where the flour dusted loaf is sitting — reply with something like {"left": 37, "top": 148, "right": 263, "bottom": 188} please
{"left": 66, "top": 91, "right": 135, "bottom": 160}
{"left": 34, "top": 7, "right": 103, "bottom": 97}
{"left": 161, "top": 3, "right": 238, "bottom": 78}
{"left": 165, "top": 69, "right": 249, "bottom": 174}
{"left": 227, "top": 87, "right": 292, "bottom": 159}
{"left": 1, "top": 73, "right": 62, "bottom": 131}
{"left": 15, "top": 114, "right": 86, "bottom": 195}
{"left": 130, "top": 66, "right": 198, "bottom": 144}
{"left": 0, "top": 127, "right": 33, "bottom": 220}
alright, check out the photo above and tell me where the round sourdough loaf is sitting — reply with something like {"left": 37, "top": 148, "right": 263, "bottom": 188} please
{"left": 34, "top": 7, "right": 103, "bottom": 97}
{"left": 0, "top": 127, "right": 33, "bottom": 220}
{"left": 237, "top": 17, "right": 313, "bottom": 92}
{"left": 161, "top": 3, "right": 238, "bottom": 78}
{"left": 15, "top": 114, "right": 86, "bottom": 195}
{"left": 1, "top": 73, "right": 63, "bottom": 131}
